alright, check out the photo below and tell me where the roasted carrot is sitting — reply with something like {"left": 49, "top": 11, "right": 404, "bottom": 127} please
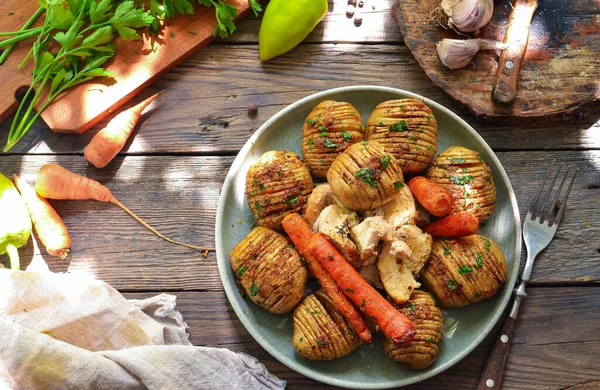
{"left": 282, "top": 213, "right": 372, "bottom": 343}
{"left": 84, "top": 93, "right": 160, "bottom": 169}
{"left": 35, "top": 164, "right": 214, "bottom": 251}
{"left": 423, "top": 211, "right": 479, "bottom": 238}
{"left": 309, "top": 232, "right": 415, "bottom": 344}
{"left": 13, "top": 174, "right": 71, "bottom": 258}
{"left": 408, "top": 176, "right": 454, "bottom": 217}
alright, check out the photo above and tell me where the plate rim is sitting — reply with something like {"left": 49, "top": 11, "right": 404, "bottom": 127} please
{"left": 216, "top": 85, "right": 522, "bottom": 389}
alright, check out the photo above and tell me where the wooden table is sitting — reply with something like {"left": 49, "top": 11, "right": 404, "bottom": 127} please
{"left": 1, "top": 1, "right": 598, "bottom": 388}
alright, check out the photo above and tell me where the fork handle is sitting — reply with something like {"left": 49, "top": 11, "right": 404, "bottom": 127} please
{"left": 476, "top": 311, "right": 518, "bottom": 389}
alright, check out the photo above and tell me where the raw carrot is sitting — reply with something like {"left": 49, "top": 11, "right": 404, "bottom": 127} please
{"left": 309, "top": 232, "right": 415, "bottom": 344}
{"left": 282, "top": 213, "right": 372, "bottom": 343}
{"left": 84, "top": 93, "right": 160, "bottom": 169}
{"left": 422, "top": 211, "right": 479, "bottom": 238}
{"left": 35, "top": 164, "right": 214, "bottom": 251}
{"left": 13, "top": 174, "right": 71, "bottom": 258}
{"left": 408, "top": 176, "right": 454, "bottom": 217}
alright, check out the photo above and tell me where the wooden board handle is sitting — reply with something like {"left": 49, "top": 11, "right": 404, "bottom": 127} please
{"left": 492, "top": 0, "right": 538, "bottom": 104}
{"left": 476, "top": 311, "right": 518, "bottom": 390}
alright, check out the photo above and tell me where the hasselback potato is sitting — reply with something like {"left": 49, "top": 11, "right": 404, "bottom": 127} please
{"left": 382, "top": 290, "right": 443, "bottom": 369}
{"left": 246, "top": 151, "right": 313, "bottom": 230}
{"left": 420, "top": 235, "right": 508, "bottom": 307}
{"left": 230, "top": 227, "right": 308, "bottom": 314}
{"left": 327, "top": 140, "right": 404, "bottom": 211}
{"left": 365, "top": 99, "right": 438, "bottom": 175}
{"left": 292, "top": 290, "right": 362, "bottom": 360}
{"left": 301, "top": 100, "right": 364, "bottom": 178}
{"left": 427, "top": 146, "right": 496, "bottom": 222}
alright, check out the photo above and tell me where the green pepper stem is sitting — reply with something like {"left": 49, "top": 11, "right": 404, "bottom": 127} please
{"left": 4, "top": 243, "right": 20, "bottom": 270}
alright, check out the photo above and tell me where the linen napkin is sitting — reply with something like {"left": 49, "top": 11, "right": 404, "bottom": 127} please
{"left": 0, "top": 268, "right": 286, "bottom": 390}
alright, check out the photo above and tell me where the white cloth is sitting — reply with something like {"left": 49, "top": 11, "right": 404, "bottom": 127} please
{"left": 0, "top": 269, "right": 285, "bottom": 390}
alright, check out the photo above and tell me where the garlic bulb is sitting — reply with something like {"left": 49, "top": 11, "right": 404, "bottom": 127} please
{"left": 436, "top": 38, "right": 508, "bottom": 69}
{"left": 441, "top": 0, "right": 494, "bottom": 33}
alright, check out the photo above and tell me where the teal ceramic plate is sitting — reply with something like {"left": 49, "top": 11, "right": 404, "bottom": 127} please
{"left": 216, "top": 86, "right": 521, "bottom": 389}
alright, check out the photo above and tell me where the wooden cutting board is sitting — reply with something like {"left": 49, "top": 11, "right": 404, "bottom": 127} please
{"left": 393, "top": 0, "right": 600, "bottom": 124}
{"left": 0, "top": 0, "right": 255, "bottom": 133}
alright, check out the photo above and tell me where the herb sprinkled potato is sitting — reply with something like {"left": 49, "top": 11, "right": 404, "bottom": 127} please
{"left": 292, "top": 290, "right": 361, "bottom": 360}
{"left": 365, "top": 99, "right": 438, "bottom": 175}
{"left": 230, "top": 227, "right": 308, "bottom": 314}
{"left": 421, "top": 235, "right": 508, "bottom": 307}
{"left": 246, "top": 151, "right": 313, "bottom": 230}
{"left": 427, "top": 146, "right": 496, "bottom": 222}
{"left": 327, "top": 140, "right": 404, "bottom": 211}
{"left": 383, "top": 290, "right": 443, "bottom": 370}
{"left": 302, "top": 100, "right": 364, "bottom": 178}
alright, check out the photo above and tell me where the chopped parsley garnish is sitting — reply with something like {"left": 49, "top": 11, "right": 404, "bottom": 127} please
{"left": 310, "top": 310, "right": 321, "bottom": 315}
{"left": 318, "top": 126, "right": 325, "bottom": 131}
{"left": 188, "top": 30, "right": 197, "bottom": 35}
{"left": 361, "top": 140, "right": 369, "bottom": 145}
{"left": 394, "top": 181, "right": 404, "bottom": 190}
{"left": 427, "top": 145, "right": 433, "bottom": 150}
{"left": 355, "top": 167, "right": 378, "bottom": 188}
{"left": 442, "top": 243, "right": 451, "bottom": 255}
{"left": 408, "top": 136, "right": 417, "bottom": 141}
{"left": 458, "top": 265, "right": 473, "bottom": 274}
{"left": 316, "top": 340, "right": 323, "bottom": 346}
{"left": 378, "top": 121, "right": 384, "bottom": 125}
{"left": 170, "top": 31, "right": 176, "bottom": 38}
{"left": 426, "top": 337, "right": 435, "bottom": 343}
{"left": 450, "top": 175, "right": 473, "bottom": 185}
{"left": 324, "top": 138, "right": 338, "bottom": 148}
{"left": 408, "top": 303, "right": 416, "bottom": 311}
{"left": 306, "top": 119, "right": 316, "bottom": 126}
{"left": 319, "top": 131, "right": 327, "bottom": 137}
{"left": 389, "top": 120, "right": 408, "bottom": 132}
{"left": 462, "top": 167, "right": 468, "bottom": 173}
{"left": 286, "top": 196, "right": 299, "bottom": 204}
{"left": 452, "top": 157, "right": 467, "bottom": 163}
{"left": 477, "top": 155, "right": 484, "bottom": 162}
{"left": 258, "top": 184, "right": 265, "bottom": 191}
{"left": 474, "top": 293, "right": 482, "bottom": 299}
{"left": 341, "top": 130, "right": 352, "bottom": 141}
{"left": 345, "top": 288, "right": 354, "bottom": 293}
{"left": 484, "top": 240, "right": 491, "bottom": 252}
{"left": 463, "top": 190, "right": 471, "bottom": 206}
{"left": 307, "top": 138, "right": 314, "bottom": 145}
{"left": 250, "top": 281, "right": 259, "bottom": 296}
{"left": 380, "top": 155, "right": 392, "bottom": 170}
{"left": 255, "top": 202, "right": 263, "bottom": 211}
{"left": 237, "top": 266, "right": 248, "bottom": 276}
{"left": 300, "top": 257, "right": 307, "bottom": 265}
{"left": 299, "top": 337, "right": 304, "bottom": 342}
{"left": 361, "top": 299, "right": 366, "bottom": 309}
{"left": 476, "top": 252, "right": 484, "bottom": 268}
{"left": 447, "top": 279, "right": 457, "bottom": 290}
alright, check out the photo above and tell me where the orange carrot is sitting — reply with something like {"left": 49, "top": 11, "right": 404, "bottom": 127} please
{"left": 35, "top": 164, "right": 213, "bottom": 251}
{"left": 309, "top": 232, "right": 415, "bottom": 344}
{"left": 282, "top": 213, "right": 372, "bottom": 343}
{"left": 84, "top": 93, "right": 160, "bottom": 169}
{"left": 408, "top": 176, "right": 454, "bottom": 217}
{"left": 13, "top": 174, "right": 71, "bottom": 258}
{"left": 422, "top": 211, "right": 479, "bottom": 238}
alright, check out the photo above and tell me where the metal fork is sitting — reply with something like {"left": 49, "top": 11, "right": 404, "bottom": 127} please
{"left": 477, "top": 161, "right": 577, "bottom": 390}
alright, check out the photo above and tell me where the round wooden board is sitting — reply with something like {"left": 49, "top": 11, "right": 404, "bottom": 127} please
{"left": 392, "top": 0, "right": 600, "bottom": 125}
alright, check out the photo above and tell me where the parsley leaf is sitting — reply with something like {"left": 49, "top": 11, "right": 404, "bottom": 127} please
{"left": 380, "top": 155, "right": 391, "bottom": 170}
{"left": 458, "top": 265, "right": 473, "bottom": 274}
{"left": 389, "top": 120, "right": 408, "bottom": 132}
{"left": 355, "top": 167, "right": 378, "bottom": 188}
{"left": 324, "top": 138, "right": 338, "bottom": 148}
{"left": 341, "top": 130, "right": 352, "bottom": 141}
{"left": 394, "top": 181, "right": 404, "bottom": 190}
{"left": 447, "top": 279, "right": 457, "bottom": 290}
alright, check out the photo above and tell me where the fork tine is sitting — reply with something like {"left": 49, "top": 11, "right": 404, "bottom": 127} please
{"left": 538, "top": 162, "right": 563, "bottom": 221}
{"left": 553, "top": 171, "right": 577, "bottom": 227}
{"left": 529, "top": 160, "right": 555, "bottom": 216}
{"left": 547, "top": 168, "right": 570, "bottom": 222}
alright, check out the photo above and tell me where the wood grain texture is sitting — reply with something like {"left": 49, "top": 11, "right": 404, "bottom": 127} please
{"left": 394, "top": 0, "right": 600, "bottom": 123}
{"left": 122, "top": 287, "right": 600, "bottom": 389}
{"left": 0, "top": 0, "right": 256, "bottom": 133}
{"left": 1, "top": 44, "right": 599, "bottom": 154}
{"left": 0, "top": 152, "right": 597, "bottom": 289}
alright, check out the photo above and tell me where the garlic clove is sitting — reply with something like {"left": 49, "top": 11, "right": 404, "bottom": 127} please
{"left": 441, "top": 0, "right": 494, "bottom": 33}
{"left": 436, "top": 38, "right": 508, "bottom": 69}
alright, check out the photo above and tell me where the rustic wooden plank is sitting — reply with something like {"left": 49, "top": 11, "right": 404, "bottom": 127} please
{"left": 123, "top": 287, "right": 600, "bottom": 389}
{"left": 0, "top": 152, "right": 597, "bottom": 288}
{"left": 1, "top": 44, "right": 598, "bottom": 154}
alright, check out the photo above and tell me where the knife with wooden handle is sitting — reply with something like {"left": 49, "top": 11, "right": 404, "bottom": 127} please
{"left": 492, "top": 0, "right": 538, "bottom": 104}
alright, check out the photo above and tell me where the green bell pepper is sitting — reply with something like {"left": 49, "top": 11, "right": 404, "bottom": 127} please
{"left": 0, "top": 172, "right": 32, "bottom": 270}
{"left": 259, "top": 0, "right": 328, "bottom": 61}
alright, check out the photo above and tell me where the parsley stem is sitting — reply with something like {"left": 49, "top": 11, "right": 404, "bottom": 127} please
{"left": 0, "top": 28, "right": 42, "bottom": 48}
{"left": 0, "top": 8, "right": 44, "bottom": 64}
{"left": 0, "top": 27, "right": 43, "bottom": 37}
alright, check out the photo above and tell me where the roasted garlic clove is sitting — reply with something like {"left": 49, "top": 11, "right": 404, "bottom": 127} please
{"left": 427, "top": 146, "right": 496, "bottom": 222}
{"left": 383, "top": 290, "right": 443, "bottom": 370}
{"left": 302, "top": 100, "right": 364, "bottom": 178}
{"left": 292, "top": 290, "right": 362, "bottom": 360}
{"left": 246, "top": 151, "right": 313, "bottom": 230}
{"left": 327, "top": 140, "right": 404, "bottom": 211}
{"left": 421, "top": 235, "right": 508, "bottom": 307}
{"left": 230, "top": 227, "right": 308, "bottom": 314}
{"left": 365, "top": 99, "right": 438, "bottom": 175}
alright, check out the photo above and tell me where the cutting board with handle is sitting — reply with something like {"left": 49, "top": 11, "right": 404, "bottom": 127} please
{"left": 0, "top": 0, "right": 255, "bottom": 133}
{"left": 393, "top": 0, "right": 600, "bottom": 125}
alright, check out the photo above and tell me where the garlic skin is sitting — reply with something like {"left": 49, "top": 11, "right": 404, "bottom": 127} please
{"left": 436, "top": 39, "right": 508, "bottom": 69}
{"left": 441, "top": 0, "right": 494, "bottom": 33}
